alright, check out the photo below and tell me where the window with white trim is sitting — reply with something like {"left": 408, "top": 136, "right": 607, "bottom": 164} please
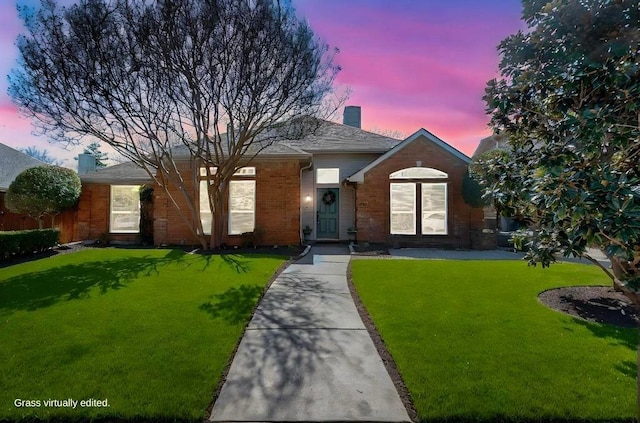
{"left": 199, "top": 167, "right": 256, "bottom": 235}
{"left": 389, "top": 167, "right": 448, "bottom": 236}
{"left": 316, "top": 168, "right": 340, "bottom": 184}
{"left": 422, "top": 183, "right": 447, "bottom": 234}
{"left": 200, "top": 180, "right": 213, "bottom": 235}
{"left": 390, "top": 167, "right": 448, "bottom": 179}
{"left": 390, "top": 183, "right": 416, "bottom": 235}
{"left": 228, "top": 180, "right": 256, "bottom": 235}
{"left": 110, "top": 185, "right": 140, "bottom": 233}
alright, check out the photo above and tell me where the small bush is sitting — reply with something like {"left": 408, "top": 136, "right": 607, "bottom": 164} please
{"left": 0, "top": 229, "right": 60, "bottom": 260}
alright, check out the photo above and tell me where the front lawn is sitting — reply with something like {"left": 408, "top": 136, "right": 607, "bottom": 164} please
{"left": 351, "top": 260, "right": 637, "bottom": 422}
{"left": 0, "top": 248, "right": 286, "bottom": 422}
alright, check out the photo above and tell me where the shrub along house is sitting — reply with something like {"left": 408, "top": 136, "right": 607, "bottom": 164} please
{"left": 76, "top": 106, "right": 490, "bottom": 248}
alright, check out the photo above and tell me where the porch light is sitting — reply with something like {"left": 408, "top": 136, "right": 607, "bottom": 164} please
{"left": 304, "top": 195, "right": 312, "bottom": 202}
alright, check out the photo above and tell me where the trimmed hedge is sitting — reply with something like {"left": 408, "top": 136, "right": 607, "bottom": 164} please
{"left": 0, "top": 229, "right": 60, "bottom": 260}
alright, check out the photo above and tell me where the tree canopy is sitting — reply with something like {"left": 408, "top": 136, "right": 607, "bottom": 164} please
{"left": 10, "top": 0, "right": 340, "bottom": 248}
{"left": 482, "top": 0, "right": 640, "bottom": 298}
{"left": 5, "top": 165, "right": 81, "bottom": 228}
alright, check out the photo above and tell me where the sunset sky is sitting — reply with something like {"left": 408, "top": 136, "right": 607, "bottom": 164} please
{"left": 0, "top": 0, "right": 524, "bottom": 167}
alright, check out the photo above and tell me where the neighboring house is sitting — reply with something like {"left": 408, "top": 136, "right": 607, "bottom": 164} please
{"left": 0, "top": 142, "right": 45, "bottom": 231}
{"left": 76, "top": 106, "right": 489, "bottom": 248}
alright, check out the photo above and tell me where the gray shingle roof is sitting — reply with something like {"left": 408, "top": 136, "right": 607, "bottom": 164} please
{"left": 79, "top": 162, "right": 153, "bottom": 184}
{"left": 0, "top": 143, "right": 45, "bottom": 191}
{"left": 79, "top": 119, "right": 401, "bottom": 183}
{"left": 170, "top": 119, "right": 400, "bottom": 157}
{"left": 283, "top": 120, "right": 401, "bottom": 153}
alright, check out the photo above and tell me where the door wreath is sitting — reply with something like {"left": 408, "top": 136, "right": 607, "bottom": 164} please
{"left": 322, "top": 190, "right": 336, "bottom": 205}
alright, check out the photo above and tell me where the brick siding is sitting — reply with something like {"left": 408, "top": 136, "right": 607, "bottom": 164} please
{"left": 354, "top": 135, "right": 485, "bottom": 249}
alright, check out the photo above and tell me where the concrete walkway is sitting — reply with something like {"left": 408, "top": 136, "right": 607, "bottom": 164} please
{"left": 209, "top": 244, "right": 410, "bottom": 422}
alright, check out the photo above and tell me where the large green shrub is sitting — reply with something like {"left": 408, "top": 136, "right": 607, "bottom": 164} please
{"left": 0, "top": 229, "right": 60, "bottom": 260}
{"left": 5, "top": 165, "right": 81, "bottom": 228}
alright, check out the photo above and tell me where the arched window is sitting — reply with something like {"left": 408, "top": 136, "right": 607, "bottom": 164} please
{"left": 389, "top": 168, "right": 448, "bottom": 235}
{"left": 390, "top": 167, "right": 447, "bottom": 179}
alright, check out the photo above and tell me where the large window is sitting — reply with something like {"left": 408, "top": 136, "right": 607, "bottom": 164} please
{"left": 228, "top": 180, "right": 256, "bottom": 235}
{"left": 199, "top": 167, "right": 256, "bottom": 235}
{"left": 389, "top": 167, "right": 448, "bottom": 236}
{"left": 110, "top": 185, "right": 140, "bottom": 233}
{"left": 421, "top": 183, "right": 447, "bottom": 234}
{"left": 390, "top": 183, "right": 416, "bottom": 235}
{"left": 200, "top": 180, "right": 213, "bottom": 235}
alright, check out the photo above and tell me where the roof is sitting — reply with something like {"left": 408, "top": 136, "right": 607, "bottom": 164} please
{"left": 0, "top": 142, "right": 45, "bottom": 191}
{"left": 347, "top": 128, "right": 470, "bottom": 183}
{"left": 79, "top": 162, "right": 153, "bottom": 184}
{"left": 283, "top": 120, "right": 400, "bottom": 153}
{"left": 77, "top": 120, "right": 403, "bottom": 184}
{"left": 170, "top": 119, "right": 399, "bottom": 158}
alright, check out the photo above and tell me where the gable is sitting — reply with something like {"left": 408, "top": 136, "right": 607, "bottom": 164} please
{"left": 347, "top": 128, "right": 470, "bottom": 183}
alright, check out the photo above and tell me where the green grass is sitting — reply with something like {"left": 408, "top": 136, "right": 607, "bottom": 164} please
{"left": 351, "top": 259, "right": 638, "bottom": 422}
{"left": 0, "top": 248, "right": 286, "bottom": 422}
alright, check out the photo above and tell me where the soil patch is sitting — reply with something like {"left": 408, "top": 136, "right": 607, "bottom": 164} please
{"left": 538, "top": 286, "right": 638, "bottom": 328}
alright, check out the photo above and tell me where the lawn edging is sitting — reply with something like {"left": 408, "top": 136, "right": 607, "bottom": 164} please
{"left": 346, "top": 258, "right": 419, "bottom": 422}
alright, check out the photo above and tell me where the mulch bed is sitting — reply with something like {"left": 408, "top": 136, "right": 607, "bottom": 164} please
{"left": 538, "top": 286, "right": 639, "bottom": 328}
{"left": 350, "top": 243, "right": 390, "bottom": 256}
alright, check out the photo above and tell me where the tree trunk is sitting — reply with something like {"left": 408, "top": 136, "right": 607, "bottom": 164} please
{"left": 209, "top": 182, "right": 229, "bottom": 250}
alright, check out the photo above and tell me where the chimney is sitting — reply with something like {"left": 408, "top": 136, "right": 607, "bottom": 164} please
{"left": 343, "top": 106, "right": 361, "bottom": 129}
{"left": 77, "top": 153, "right": 96, "bottom": 174}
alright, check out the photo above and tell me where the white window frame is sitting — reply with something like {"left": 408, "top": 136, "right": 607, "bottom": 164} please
{"left": 200, "top": 180, "right": 213, "bottom": 235}
{"left": 421, "top": 182, "right": 448, "bottom": 235}
{"left": 316, "top": 168, "right": 340, "bottom": 184}
{"left": 390, "top": 183, "right": 416, "bottom": 235}
{"left": 228, "top": 180, "right": 256, "bottom": 235}
{"left": 199, "top": 167, "right": 256, "bottom": 177}
{"left": 109, "top": 185, "right": 141, "bottom": 234}
{"left": 390, "top": 167, "right": 448, "bottom": 179}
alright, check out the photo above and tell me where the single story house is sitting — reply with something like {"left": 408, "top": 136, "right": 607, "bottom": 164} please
{"left": 76, "top": 107, "right": 491, "bottom": 248}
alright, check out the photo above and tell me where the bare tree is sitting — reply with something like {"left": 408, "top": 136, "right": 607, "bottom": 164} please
{"left": 10, "top": 0, "right": 340, "bottom": 248}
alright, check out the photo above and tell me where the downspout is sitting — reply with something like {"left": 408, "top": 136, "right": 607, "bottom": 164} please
{"left": 299, "top": 159, "right": 313, "bottom": 245}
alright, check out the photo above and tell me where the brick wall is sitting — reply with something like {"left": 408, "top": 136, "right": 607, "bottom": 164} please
{"left": 152, "top": 159, "right": 301, "bottom": 247}
{"left": 354, "top": 135, "right": 484, "bottom": 249}
{"left": 254, "top": 160, "right": 300, "bottom": 246}
{"left": 76, "top": 184, "right": 138, "bottom": 243}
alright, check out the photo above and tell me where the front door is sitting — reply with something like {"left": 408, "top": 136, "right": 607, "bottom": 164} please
{"left": 316, "top": 188, "right": 339, "bottom": 239}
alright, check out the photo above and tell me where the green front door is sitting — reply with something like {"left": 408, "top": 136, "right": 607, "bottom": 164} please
{"left": 317, "top": 188, "right": 339, "bottom": 239}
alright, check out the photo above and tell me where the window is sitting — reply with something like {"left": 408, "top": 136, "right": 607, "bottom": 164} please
{"left": 316, "top": 168, "right": 340, "bottom": 184}
{"left": 199, "top": 167, "right": 255, "bottom": 177}
{"left": 200, "top": 180, "right": 212, "bottom": 235}
{"left": 390, "top": 183, "right": 416, "bottom": 235}
{"left": 389, "top": 167, "right": 448, "bottom": 235}
{"left": 110, "top": 185, "right": 140, "bottom": 233}
{"left": 422, "top": 183, "right": 447, "bottom": 234}
{"left": 390, "top": 167, "right": 448, "bottom": 179}
{"left": 228, "top": 180, "right": 256, "bottom": 235}
{"left": 199, "top": 167, "right": 256, "bottom": 235}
